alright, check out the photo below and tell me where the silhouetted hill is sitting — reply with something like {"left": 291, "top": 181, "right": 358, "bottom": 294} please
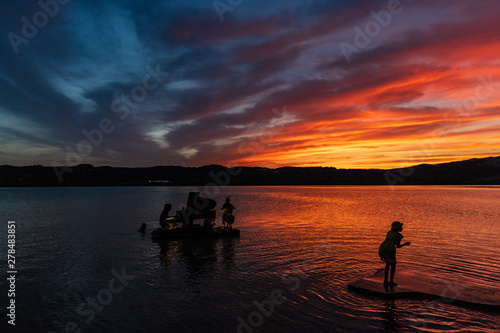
{"left": 386, "top": 156, "right": 500, "bottom": 185}
{"left": 1, "top": 156, "right": 499, "bottom": 186}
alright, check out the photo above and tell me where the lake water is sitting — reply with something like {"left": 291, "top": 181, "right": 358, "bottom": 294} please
{"left": 0, "top": 186, "right": 499, "bottom": 332}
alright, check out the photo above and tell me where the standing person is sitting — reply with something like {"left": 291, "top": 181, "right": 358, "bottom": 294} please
{"left": 221, "top": 197, "right": 235, "bottom": 230}
{"left": 378, "top": 221, "right": 411, "bottom": 287}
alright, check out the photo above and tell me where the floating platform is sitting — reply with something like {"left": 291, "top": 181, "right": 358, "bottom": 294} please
{"left": 348, "top": 269, "right": 500, "bottom": 308}
{"left": 151, "top": 226, "right": 240, "bottom": 241}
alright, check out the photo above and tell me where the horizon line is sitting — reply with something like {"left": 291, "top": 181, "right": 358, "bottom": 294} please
{"left": 2, "top": 155, "right": 499, "bottom": 171}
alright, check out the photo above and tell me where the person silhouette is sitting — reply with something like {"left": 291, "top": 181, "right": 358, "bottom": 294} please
{"left": 203, "top": 215, "right": 216, "bottom": 233}
{"left": 159, "top": 203, "right": 177, "bottom": 230}
{"left": 221, "top": 197, "right": 235, "bottom": 230}
{"left": 378, "top": 221, "right": 411, "bottom": 287}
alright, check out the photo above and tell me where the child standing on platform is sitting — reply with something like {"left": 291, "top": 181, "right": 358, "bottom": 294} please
{"left": 379, "top": 221, "right": 411, "bottom": 287}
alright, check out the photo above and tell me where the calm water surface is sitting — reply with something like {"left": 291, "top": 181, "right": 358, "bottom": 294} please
{"left": 0, "top": 186, "right": 499, "bottom": 332}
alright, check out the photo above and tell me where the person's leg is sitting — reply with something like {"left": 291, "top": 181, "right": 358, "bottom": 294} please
{"left": 384, "top": 262, "right": 390, "bottom": 284}
{"left": 390, "top": 263, "right": 397, "bottom": 285}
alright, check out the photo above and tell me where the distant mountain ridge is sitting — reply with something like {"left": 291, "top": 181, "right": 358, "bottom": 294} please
{"left": 1, "top": 156, "right": 499, "bottom": 186}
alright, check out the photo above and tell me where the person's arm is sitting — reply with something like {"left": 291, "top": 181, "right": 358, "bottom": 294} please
{"left": 396, "top": 238, "right": 411, "bottom": 248}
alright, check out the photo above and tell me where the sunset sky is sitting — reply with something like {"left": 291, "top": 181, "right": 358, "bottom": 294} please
{"left": 1, "top": 0, "right": 499, "bottom": 169}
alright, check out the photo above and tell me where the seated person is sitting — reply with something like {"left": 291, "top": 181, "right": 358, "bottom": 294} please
{"left": 203, "top": 215, "right": 216, "bottom": 233}
{"left": 159, "top": 203, "right": 177, "bottom": 230}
